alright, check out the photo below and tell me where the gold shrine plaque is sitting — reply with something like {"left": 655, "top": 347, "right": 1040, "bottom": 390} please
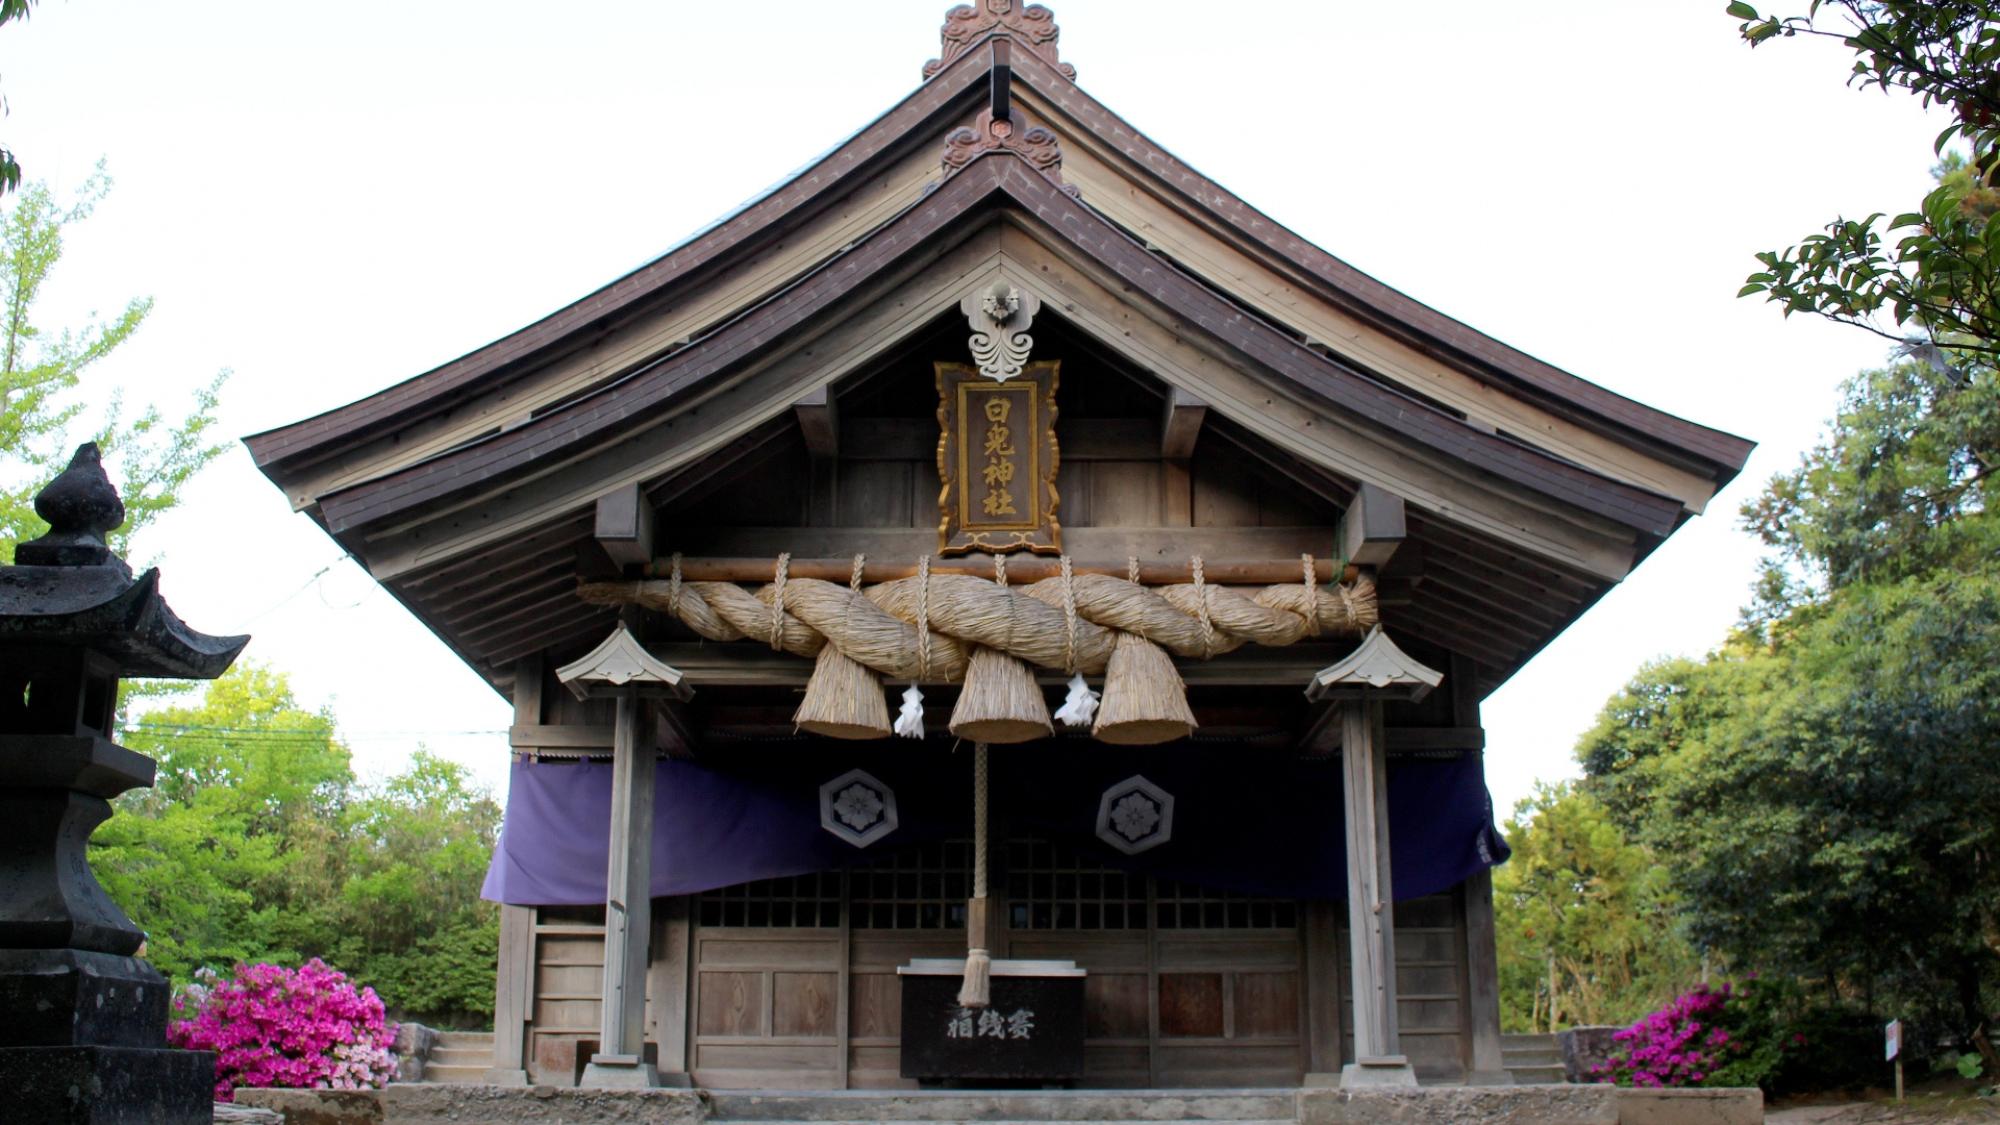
{"left": 935, "top": 360, "right": 1062, "bottom": 555}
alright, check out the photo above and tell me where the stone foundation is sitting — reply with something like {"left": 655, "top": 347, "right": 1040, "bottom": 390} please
{"left": 236, "top": 1084, "right": 1762, "bottom": 1125}
{"left": 235, "top": 1084, "right": 709, "bottom": 1125}
{"left": 1298, "top": 1086, "right": 1764, "bottom": 1125}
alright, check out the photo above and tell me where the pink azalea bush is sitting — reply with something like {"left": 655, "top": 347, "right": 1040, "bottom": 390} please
{"left": 1593, "top": 983, "right": 1744, "bottom": 1087}
{"left": 1593, "top": 980, "right": 1790, "bottom": 1089}
{"left": 168, "top": 959, "right": 398, "bottom": 1101}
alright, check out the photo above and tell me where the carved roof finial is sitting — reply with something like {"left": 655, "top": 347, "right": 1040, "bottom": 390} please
{"left": 941, "top": 108, "right": 1075, "bottom": 194}
{"left": 16, "top": 444, "right": 126, "bottom": 569}
{"left": 924, "top": 0, "right": 1076, "bottom": 82}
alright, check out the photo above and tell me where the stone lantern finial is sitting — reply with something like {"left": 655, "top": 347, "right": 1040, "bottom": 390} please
{"left": 16, "top": 443, "right": 126, "bottom": 569}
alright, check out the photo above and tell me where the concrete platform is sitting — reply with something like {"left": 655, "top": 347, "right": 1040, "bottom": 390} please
{"left": 235, "top": 1084, "right": 1763, "bottom": 1125}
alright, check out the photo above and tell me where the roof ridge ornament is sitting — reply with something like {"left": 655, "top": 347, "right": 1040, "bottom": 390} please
{"left": 941, "top": 108, "right": 1075, "bottom": 193}
{"left": 924, "top": 0, "right": 1075, "bottom": 82}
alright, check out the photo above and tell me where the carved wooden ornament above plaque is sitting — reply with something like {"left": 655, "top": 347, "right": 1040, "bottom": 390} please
{"left": 936, "top": 360, "right": 1062, "bottom": 555}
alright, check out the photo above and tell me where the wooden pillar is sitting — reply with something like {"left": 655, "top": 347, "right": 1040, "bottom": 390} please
{"left": 1451, "top": 651, "right": 1510, "bottom": 1084}
{"left": 488, "top": 904, "right": 535, "bottom": 1083}
{"left": 646, "top": 896, "right": 694, "bottom": 1087}
{"left": 1461, "top": 868, "right": 1512, "bottom": 1084}
{"left": 1341, "top": 698, "right": 1417, "bottom": 1087}
{"left": 581, "top": 691, "right": 661, "bottom": 1087}
{"left": 1302, "top": 899, "right": 1346, "bottom": 1085}
{"left": 489, "top": 654, "right": 540, "bottom": 1084}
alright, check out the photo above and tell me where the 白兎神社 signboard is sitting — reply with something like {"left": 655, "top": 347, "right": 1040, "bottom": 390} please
{"left": 250, "top": 0, "right": 1750, "bottom": 1093}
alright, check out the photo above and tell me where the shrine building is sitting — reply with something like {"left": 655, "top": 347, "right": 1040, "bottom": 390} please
{"left": 249, "top": 2, "right": 1750, "bottom": 1093}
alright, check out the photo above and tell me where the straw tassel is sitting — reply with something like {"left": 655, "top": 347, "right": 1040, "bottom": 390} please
{"left": 958, "top": 741, "right": 992, "bottom": 1008}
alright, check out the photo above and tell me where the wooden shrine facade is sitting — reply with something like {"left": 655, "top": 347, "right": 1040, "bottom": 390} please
{"left": 248, "top": 0, "right": 1750, "bottom": 1092}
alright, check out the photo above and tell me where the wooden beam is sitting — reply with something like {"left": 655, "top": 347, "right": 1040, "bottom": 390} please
{"left": 1340, "top": 482, "right": 1406, "bottom": 569}
{"left": 652, "top": 700, "right": 696, "bottom": 761}
{"left": 646, "top": 640, "right": 1359, "bottom": 688}
{"left": 1297, "top": 713, "right": 1484, "bottom": 757}
{"left": 837, "top": 417, "right": 1157, "bottom": 462}
{"left": 1161, "top": 387, "right": 1207, "bottom": 460}
{"left": 1386, "top": 726, "right": 1485, "bottom": 752}
{"left": 594, "top": 484, "right": 656, "bottom": 570}
{"left": 644, "top": 553, "right": 1356, "bottom": 586}
{"left": 510, "top": 723, "right": 614, "bottom": 750}
{"left": 793, "top": 385, "right": 838, "bottom": 460}
{"left": 1298, "top": 702, "right": 1342, "bottom": 758}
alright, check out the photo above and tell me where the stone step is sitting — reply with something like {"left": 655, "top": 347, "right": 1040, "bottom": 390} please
{"left": 433, "top": 1029, "right": 494, "bottom": 1048}
{"left": 1500, "top": 1032, "right": 1559, "bottom": 1048}
{"left": 1509, "top": 1063, "right": 1570, "bottom": 1085}
{"left": 707, "top": 1089, "right": 1300, "bottom": 1122}
{"left": 419, "top": 1062, "right": 491, "bottom": 1085}
{"left": 1502, "top": 1048, "right": 1562, "bottom": 1065}
{"left": 428, "top": 1046, "right": 492, "bottom": 1065}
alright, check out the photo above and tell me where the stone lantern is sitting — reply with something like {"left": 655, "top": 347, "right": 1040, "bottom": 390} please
{"left": 0, "top": 444, "right": 247, "bottom": 1124}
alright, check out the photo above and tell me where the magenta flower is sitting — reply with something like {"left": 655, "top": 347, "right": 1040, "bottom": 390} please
{"left": 167, "top": 959, "right": 397, "bottom": 1101}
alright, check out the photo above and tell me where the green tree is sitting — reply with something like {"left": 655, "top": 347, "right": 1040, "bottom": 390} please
{"left": 1494, "top": 782, "right": 1700, "bottom": 1033}
{"left": 1732, "top": 2, "right": 2000, "bottom": 368}
{"left": 94, "top": 664, "right": 504, "bottom": 1026}
{"left": 1579, "top": 573, "right": 2000, "bottom": 1039}
{"left": 0, "top": 166, "right": 227, "bottom": 562}
{"left": 96, "top": 664, "right": 355, "bottom": 981}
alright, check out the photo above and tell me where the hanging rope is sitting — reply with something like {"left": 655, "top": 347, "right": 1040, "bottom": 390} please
{"left": 581, "top": 564, "right": 1377, "bottom": 678}
{"left": 1052, "top": 554, "right": 1100, "bottom": 728}
{"left": 667, "top": 552, "right": 684, "bottom": 619}
{"left": 893, "top": 556, "right": 934, "bottom": 739}
{"left": 1300, "top": 553, "right": 1320, "bottom": 637}
{"left": 957, "top": 741, "right": 993, "bottom": 1008}
{"left": 769, "top": 552, "right": 791, "bottom": 650}
{"left": 1191, "top": 555, "right": 1216, "bottom": 660}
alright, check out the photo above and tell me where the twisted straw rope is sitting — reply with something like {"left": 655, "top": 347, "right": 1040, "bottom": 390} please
{"left": 581, "top": 557, "right": 1377, "bottom": 684}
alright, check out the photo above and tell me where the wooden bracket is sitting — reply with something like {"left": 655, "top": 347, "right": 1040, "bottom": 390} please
{"left": 794, "top": 385, "right": 838, "bottom": 460}
{"left": 1339, "top": 482, "right": 1406, "bottom": 568}
{"left": 594, "top": 483, "right": 656, "bottom": 570}
{"left": 1161, "top": 387, "right": 1207, "bottom": 460}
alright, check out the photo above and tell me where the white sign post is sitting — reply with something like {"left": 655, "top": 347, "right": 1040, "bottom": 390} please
{"left": 1885, "top": 1020, "right": 1903, "bottom": 1101}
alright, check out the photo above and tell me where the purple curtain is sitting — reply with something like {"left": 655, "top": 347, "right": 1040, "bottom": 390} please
{"left": 481, "top": 742, "right": 1507, "bottom": 906}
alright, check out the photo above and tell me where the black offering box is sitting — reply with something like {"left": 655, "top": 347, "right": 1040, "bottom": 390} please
{"left": 897, "top": 958, "right": 1086, "bottom": 1084}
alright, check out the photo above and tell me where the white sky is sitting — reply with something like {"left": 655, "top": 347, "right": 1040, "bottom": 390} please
{"left": 4, "top": 2, "right": 1943, "bottom": 817}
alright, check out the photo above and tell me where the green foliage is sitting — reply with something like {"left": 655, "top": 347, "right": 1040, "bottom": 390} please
{"left": 1730, "top": 3, "right": 2000, "bottom": 366}
{"left": 94, "top": 664, "right": 503, "bottom": 1027}
{"left": 1740, "top": 359, "right": 1998, "bottom": 592}
{"left": 1494, "top": 782, "right": 1699, "bottom": 1033}
{"left": 1579, "top": 566, "right": 2000, "bottom": 1043}
{"left": 0, "top": 166, "right": 228, "bottom": 563}
{"left": 0, "top": 0, "right": 36, "bottom": 193}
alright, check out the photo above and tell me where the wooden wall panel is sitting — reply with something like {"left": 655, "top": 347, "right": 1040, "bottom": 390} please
{"left": 1088, "top": 462, "right": 1162, "bottom": 526}
{"left": 773, "top": 972, "right": 838, "bottom": 1037}
{"left": 1159, "top": 973, "right": 1225, "bottom": 1037}
{"left": 836, "top": 461, "right": 916, "bottom": 527}
{"left": 696, "top": 972, "right": 765, "bottom": 1037}
{"left": 1232, "top": 972, "right": 1301, "bottom": 1039}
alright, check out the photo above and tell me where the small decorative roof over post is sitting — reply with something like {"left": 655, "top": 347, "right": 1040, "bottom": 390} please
{"left": 555, "top": 622, "right": 692, "bottom": 701}
{"left": 1304, "top": 626, "right": 1443, "bottom": 704}
{"left": 0, "top": 443, "right": 248, "bottom": 1124}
